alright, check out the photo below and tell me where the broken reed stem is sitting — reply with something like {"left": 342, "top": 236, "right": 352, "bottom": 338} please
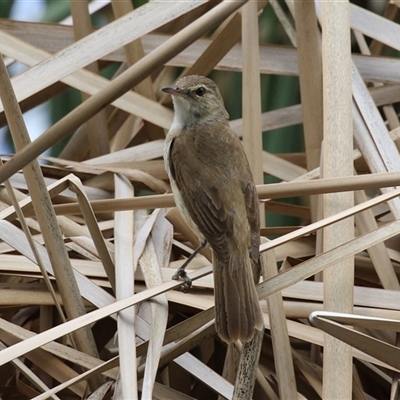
{"left": 233, "top": 328, "right": 264, "bottom": 400}
{"left": 0, "top": 53, "right": 102, "bottom": 389}
{"left": 354, "top": 188, "right": 400, "bottom": 290}
{"left": 0, "top": 158, "right": 67, "bottom": 324}
{"left": 114, "top": 174, "right": 137, "bottom": 399}
{"left": 260, "top": 187, "right": 400, "bottom": 253}
{"left": 183, "top": 11, "right": 241, "bottom": 78}
{"left": 242, "top": 0, "right": 264, "bottom": 226}
{"left": 321, "top": 2, "right": 354, "bottom": 398}
{"left": 0, "top": 266, "right": 213, "bottom": 368}
{"left": 48, "top": 170, "right": 400, "bottom": 215}
{"left": 2, "top": 216, "right": 400, "bottom": 379}
{"left": 294, "top": 2, "right": 323, "bottom": 172}
{"left": 261, "top": 244, "right": 297, "bottom": 399}
{"left": 70, "top": 0, "right": 109, "bottom": 157}
{"left": 0, "top": 0, "right": 247, "bottom": 185}
{"left": 294, "top": 1, "right": 323, "bottom": 223}
{"left": 257, "top": 218, "right": 400, "bottom": 304}
{"left": 111, "top": 0, "right": 165, "bottom": 142}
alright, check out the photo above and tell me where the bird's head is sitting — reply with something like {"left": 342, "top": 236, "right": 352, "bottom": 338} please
{"left": 161, "top": 75, "right": 229, "bottom": 129}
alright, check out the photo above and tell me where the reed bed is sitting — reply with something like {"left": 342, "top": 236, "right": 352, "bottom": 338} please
{"left": 0, "top": 1, "right": 400, "bottom": 399}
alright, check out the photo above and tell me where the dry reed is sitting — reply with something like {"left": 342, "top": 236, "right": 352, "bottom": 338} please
{"left": 0, "top": 1, "right": 400, "bottom": 399}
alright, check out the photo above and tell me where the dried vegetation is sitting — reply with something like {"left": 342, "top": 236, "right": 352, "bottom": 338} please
{"left": 0, "top": 1, "right": 400, "bottom": 399}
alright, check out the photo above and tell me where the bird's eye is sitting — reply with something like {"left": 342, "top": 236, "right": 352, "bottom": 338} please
{"left": 195, "top": 87, "right": 206, "bottom": 97}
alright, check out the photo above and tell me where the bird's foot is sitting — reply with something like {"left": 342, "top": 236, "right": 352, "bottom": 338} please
{"left": 172, "top": 267, "right": 192, "bottom": 288}
{"left": 171, "top": 240, "right": 207, "bottom": 289}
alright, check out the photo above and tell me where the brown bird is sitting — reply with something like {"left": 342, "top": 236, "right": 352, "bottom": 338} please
{"left": 162, "top": 75, "right": 263, "bottom": 343}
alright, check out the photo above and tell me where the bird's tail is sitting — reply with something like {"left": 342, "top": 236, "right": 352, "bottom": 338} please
{"left": 213, "top": 250, "right": 263, "bottom": 343}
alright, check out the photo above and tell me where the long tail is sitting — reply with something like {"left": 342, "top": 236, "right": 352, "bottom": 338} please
{"left": 213, "top": 250, "right": 263, "bottom": 343}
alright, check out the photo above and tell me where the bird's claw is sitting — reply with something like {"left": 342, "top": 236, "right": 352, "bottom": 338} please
{"left": 172, "top": 267, "right": 192, "bottom": 289}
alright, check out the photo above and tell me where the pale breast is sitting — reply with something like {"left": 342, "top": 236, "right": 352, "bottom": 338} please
{"left": 164, "top": 133, "right": 204, "bottom": 241}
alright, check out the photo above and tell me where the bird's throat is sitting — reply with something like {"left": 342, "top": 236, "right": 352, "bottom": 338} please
{"left": 171, "top": 97, "right": 194, "bottom": 130}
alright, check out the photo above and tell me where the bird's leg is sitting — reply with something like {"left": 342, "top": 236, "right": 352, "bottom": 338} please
{"left": 172, "top": 240, "right": 207, "bottom": 287}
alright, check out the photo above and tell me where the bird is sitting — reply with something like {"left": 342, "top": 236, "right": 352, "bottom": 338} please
{"left": 162, "top": 75, "right": 263, "bottom": 343}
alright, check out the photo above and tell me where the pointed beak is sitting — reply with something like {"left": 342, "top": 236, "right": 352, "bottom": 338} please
{"left": 161, "top": 85, "right": 181, "bottom": 96}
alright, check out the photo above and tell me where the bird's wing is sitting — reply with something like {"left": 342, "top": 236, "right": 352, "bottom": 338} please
{"left": 169, "top": 137, "right": 231, "bottom": 263}
{"left": 242, "top": 180, "right": 260, "bottom": 262}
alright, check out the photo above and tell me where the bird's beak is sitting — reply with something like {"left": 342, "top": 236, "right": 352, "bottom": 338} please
{"left": 161, "top": 85, "right": 181, "bottom": 96}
